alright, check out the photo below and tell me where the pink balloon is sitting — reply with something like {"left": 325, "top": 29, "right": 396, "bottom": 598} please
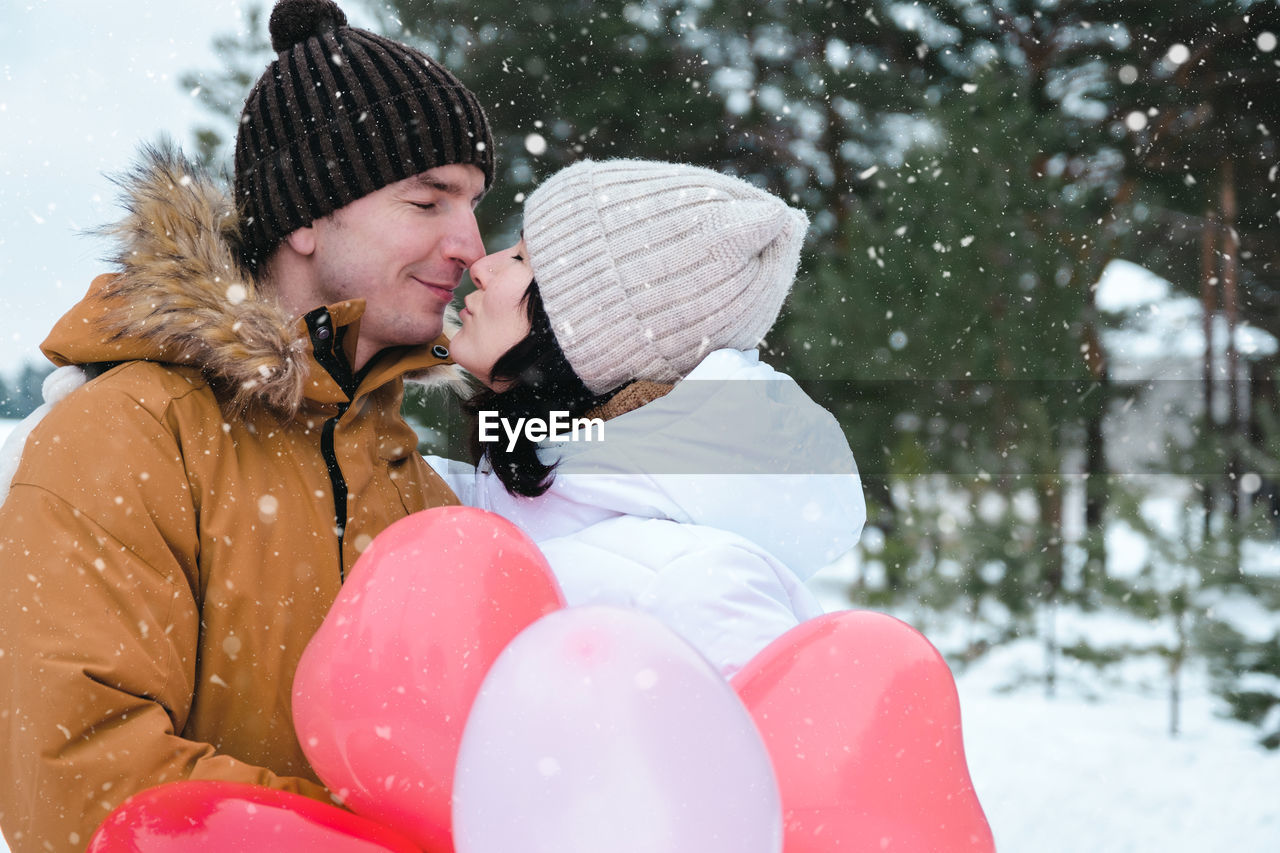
{"left": 453, "top": 606, "right": 783, "bottom": 853}
{"left": 86, "top": 780, "right": 421, "bottom": 852}
{"left": 293, "top": 507, "right": 566, "bottom": 853}
{"left": 732, "top": 611, "right": 994, "bottom": 852}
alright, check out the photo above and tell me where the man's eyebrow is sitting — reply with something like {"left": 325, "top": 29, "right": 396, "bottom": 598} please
{"left": 413, "top": 174, "right": 487, "bottom": 203}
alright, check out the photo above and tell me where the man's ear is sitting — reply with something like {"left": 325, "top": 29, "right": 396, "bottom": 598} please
{"left": 284, "top": 224, "right": 317, "bottom": 256}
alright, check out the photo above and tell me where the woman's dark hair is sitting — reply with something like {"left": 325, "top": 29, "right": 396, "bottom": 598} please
{"left": 464, "top": 280, "right": 615, "bottom": 497}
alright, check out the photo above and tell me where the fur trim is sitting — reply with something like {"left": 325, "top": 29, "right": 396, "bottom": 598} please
{"left": 406, "top": 305, "right": 472, "bottom": 395}
{"left": 97, "top": 142, "right": 313, "bottom": 418}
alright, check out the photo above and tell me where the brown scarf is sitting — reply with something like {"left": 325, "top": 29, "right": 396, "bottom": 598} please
{"left": 585, "top": 380, "right": 675, "bottom": 422}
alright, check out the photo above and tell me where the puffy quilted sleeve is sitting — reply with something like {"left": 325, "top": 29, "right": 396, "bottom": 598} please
{"left": 0, "top": 383, "right": 328, "bottom": 853}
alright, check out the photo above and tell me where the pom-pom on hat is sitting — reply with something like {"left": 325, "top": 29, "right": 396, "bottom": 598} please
{"left": 267, "top": 0, "right": 348, "bottom": 50}
{"left": 522, "top": 160, "right": 809, "bottom": 395}
{"left": 233, "top": 0, "right": 494, "bottom": 267}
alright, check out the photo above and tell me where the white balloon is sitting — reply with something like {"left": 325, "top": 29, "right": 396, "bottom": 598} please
{"left": 453, "top": 606, "right": 782, "bottom": 853}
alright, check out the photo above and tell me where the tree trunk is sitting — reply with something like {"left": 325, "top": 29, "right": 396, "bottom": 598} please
{"left": 1043, "top": 600, "right": 1058, "bottom": 700}
{"left": 1221, "top": 160, "right": 1242, "bottom": 526}
{"left": 1169, "top": 605, "right": 1185, "bottom": 739}
{"left": 1248, "top": 358, "right": 1280, "bottom": 532}
{"left": 1200, "top": 205, "right": 1218, "bottom": 530}
{"left": 1083, "top": 359, "right": 1109, "bottom": 591}
{"left": 1219, "top": 161, "right": 1246, "bottom": 577}
{"left": 1041, "top": 480, "right": 1064, "bottom": 698}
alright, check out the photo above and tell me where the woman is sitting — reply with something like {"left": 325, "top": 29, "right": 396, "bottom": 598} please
{"left": 432, "top": 159, "right": 865, "bottom": 677}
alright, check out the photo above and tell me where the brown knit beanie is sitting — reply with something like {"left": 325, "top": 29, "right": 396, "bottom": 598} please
{"left": 234, "top": 0, "right": 494, "bottom": 267}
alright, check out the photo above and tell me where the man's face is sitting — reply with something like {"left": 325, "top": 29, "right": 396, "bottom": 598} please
{"left": 307, "top": 164, "right": 487, "bottom": 369}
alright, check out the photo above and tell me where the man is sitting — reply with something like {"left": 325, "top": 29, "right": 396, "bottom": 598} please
{"left": 0, "top": 1, "right": 491, "bottom": 849}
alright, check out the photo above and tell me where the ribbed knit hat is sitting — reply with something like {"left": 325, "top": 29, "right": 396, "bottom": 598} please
{"left": 234, "top": 0, "right": 494, "bottom": 267}
{"left": 522, "top": 160, "right": 808, "bottom": 395}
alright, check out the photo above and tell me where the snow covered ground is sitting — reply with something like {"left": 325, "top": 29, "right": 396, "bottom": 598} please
{"left": 0, "top": 418, "right": 1277, "bottom": 851}
{"left": 958, "top": 649, "right": 1279, "bottom": 851}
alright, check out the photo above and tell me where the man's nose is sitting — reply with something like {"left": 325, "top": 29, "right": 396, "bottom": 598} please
{"left": 443, "top": 208, "right": 485, "bottom": 268}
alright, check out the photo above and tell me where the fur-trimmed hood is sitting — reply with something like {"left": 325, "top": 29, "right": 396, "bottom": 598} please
{"left": 40, "top": 143, "right": 461, "bottom": 418}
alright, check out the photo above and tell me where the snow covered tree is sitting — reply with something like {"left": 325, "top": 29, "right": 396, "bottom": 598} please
{"left": 1102, "top": 0, "right": 1280, "bottom": 524}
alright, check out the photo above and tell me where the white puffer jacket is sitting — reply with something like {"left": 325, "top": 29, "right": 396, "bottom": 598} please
{"left": 0, "top": 366, "right": 86, "bottom": 504}
{"left": 429, "top": 349, "right": 865, "bottom": 676}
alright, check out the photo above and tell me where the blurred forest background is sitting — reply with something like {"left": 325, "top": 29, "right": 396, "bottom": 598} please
{"left": 6, "top": 0, "right": 1275, "bottom": 748}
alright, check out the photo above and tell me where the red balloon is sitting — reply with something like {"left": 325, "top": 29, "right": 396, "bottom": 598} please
{"left": 732, "top": 611, "right": 994, "bottom": 852}
{"left": 86, "top": 780, "right": 421, "bottom": 852}
{"left": 293, "top": 506, "right": 565, "bottom": 853}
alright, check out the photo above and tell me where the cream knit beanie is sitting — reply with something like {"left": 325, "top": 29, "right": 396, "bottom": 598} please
{"left": 522, "top": 159, "right": 809, "bottom": 395}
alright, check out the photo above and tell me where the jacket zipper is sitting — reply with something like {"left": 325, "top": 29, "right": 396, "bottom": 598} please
{"left": 306, "top": 308, "right": 358, "bottom": 581}
{"left": 319, "top": 403, "right": 350, "bottom": 578}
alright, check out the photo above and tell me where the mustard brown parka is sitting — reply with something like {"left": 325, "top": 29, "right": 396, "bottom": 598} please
{"left": 0, "top": 146, "right": 460, "bottom": 852}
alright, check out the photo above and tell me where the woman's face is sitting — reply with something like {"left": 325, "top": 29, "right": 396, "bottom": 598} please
{"left": 450, "top": 239, "right": 535, "bottom": 387}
